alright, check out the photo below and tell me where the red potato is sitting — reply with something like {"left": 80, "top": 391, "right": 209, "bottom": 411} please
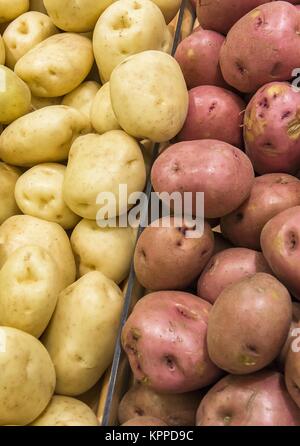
{"left": 151, "top": 139, "right": 254, "bottom": 218}
{"left": 285, "top": 322, "right": 300, "bottom": 407}
{"left": 196, "top": 371, "right": 300, "bottom": 426}
{"left": 221, "top": 173, "right": 300, "bottom": 250}
{"left": 220, "top": 2, "right": 300, "bottom": 93}
{"left": 122, "top": 416, "right": 168, "bottom": 426}
{"left": 176, "top": 86, "right": 245, "bottom": 147}
{"left": 244, "top": 82, "right": 300, "bottom": 175}
{"left": 278, "top": 303, "right": 300, "bottom": 368}
{"left": 174, "top": 29, "right": 226, "bottom": 89}
{"left": 122, "top": 291, "right": 222, "bottom": 394}
{"left": 261, "top": 206, "right": 300, "bottom": 300}
{"left": 197, "top": 247, "right": 272, "bottom": 304}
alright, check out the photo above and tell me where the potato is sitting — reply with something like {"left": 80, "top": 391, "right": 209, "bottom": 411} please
{"left": 0, "top": 215, "right": 76, "bottom": 289}
{"left": 71, "top": 219, "right": 136, "bottom": 284}
{"left": 0, "top": 0, "right": 29, "bottom": 23}
{"left": 0, "top": 36, "right": 5, "bottom": 64}
{"left": 42, "top": 271, "right": 123, "bottom": 396}
{"left": 63, "top": 131, "right": 146, "bottom": 220}
{"left": 3, "top": 12, "right": 58, "bottom": 69}
{"left": 44, "top": 0, "right": 115, "bottom": 32}
{"left": 62, "top": 81, "right": 100, "bottom": 124}
{"left": 90, "top": 82, "right": 121, "bottom": 134}
{"left": 15, "top": 163, "right": 80, "bottom": 229}
{"left": 0, "top": 65, "right": 31, "bottom": 124}
{"left": 0, "top": 162, "right": 21, "bottom": 224}
{"left": 110, "top": 50, "right": 188, "bottom": 142}
{"left": 15, "top": 33, "right": 94, "bottom": 97}
{"left": 152, "top": 0, "right": 181, "bottom": 23}
{"left": 0, "top": 105, "right": 90, "bottom": 166}
{"left": 29, "top": 0, "right": 46, "bottom": 13}
{"left": 31, "top": 95, "right": 61, "bottom": 110}
{"left": 278, "top": 303, "right": 300, "bottom": 368}
{"left": 122, "top": 416, "right": 168, "bottom": 426}
{"left": 207, "top": 273, "right": 292, "bottom": 374}
{"left": 30, "top": 396, "right": 99, "bottom": 426}
{"left": 285, "top": 322, "right": 300, "bottom": 408}
{"left": 0, "top": 245, "right": 61, "bottom": 337}
{"left": 0, "top": 326, "right": 55, "bottom": 426}
{"left": 93, "top": 0, "right": 168, "bottom": 83}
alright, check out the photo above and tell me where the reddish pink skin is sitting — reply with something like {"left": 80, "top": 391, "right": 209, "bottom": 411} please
{"left": 261, "top": 206, "right": 300, "bottom": 300}
{"left": 174, "top": 29, "right": 226, "bottom": 89}
{"left": 220, "top": 2, "right": 300, "bottom": 92}
{"left": 197, "top": 247, "right": 272, "bottom": 304}
{"left": 278, "top": 303, "right": 300, "bottom": 368}
{"left": 121, "top": 291, "right": 222, "bottom": 394}
{"left": 285, "top": 321, "right": 300, "bottom": 408}
{"left": 151, "top": 140, "right": 254, "bottom": 218}
{"left": 122, "top": 416, "right": 168, "bottom": 426}
{"left": 177, "top": 86, "right": 245, "bottom": 147}
{"left": 244, "top": 82, "right": 300, "bottom": 174}
{"left": 221, "top": 173, "right": 300, "bottom": 250}
{"left": 196, "top": 371, "right": 300, "bottom": 426}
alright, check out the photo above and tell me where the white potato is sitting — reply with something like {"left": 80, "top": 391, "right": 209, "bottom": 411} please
{"left": 0, "top": 0, "right": 29, "bottom": 23}
{"left": 42, "top": 271, "right": 123, "bottom": 396}
{"left": 93, "top": 0, "right": 168, "bottom": 82}
{"left": 0, "top": 36, "right": 5, "bottom": 64}
{"left": 15, "top": 33, "right": 94, "bottom": 97}
{"left": 0, "top": 105, "right": 90, "bottom": 166}
{"left": 29, "top": 0, "right": 46, "bottom": 13}
{"left": 62, "top": 81, "right": 100, "bottom": 124}
{"left": 110, "top": 50, "right": 188, "bottom": 142}
{"left": 15, "top": 163, "right": 80, "bottom": 229}
{"left": 0, "top": 215, "right": 76, "bottom": 289}
{"left": 0, "top": 245, "right": 62, "bottom": 338}
{"left": 63, "top": 130, "right": 146, "bottom": 220}
{"left": 152, "top": 0, "right": 181, "bottom": 24}
{"left": 0, "top": 326, "right": 55, "bottom": 425}
{"left": 31, "top": 95, "right": 61, "bottom": 110}
{"left": 90, "top": 82, "right": 121, "bottom": 134}
{"left": 44, "top": 0, "right": 115, "bottom": 32}
{"left": 0, "top": 162, "right": 21, "bottom": 224}
{"left": 0, "top": 65, "right": 31, "bottom": 124}
{"left": 30, "top": 396, "right": 99, "bottom": 426}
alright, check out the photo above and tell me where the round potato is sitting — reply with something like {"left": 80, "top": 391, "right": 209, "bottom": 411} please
{"left": 0, "top": 105, "right": 90, "bottom": 166}
{"left": 0, "top": 36, "right": 5, "bottom": 64}
{"left": 0, "top": 326, "right": 55, "bottom": 426}
{"left": 0, "top": 245, "right": 62, "bottom": 338}
{"left": 0, "top": 65, "right": 31, "bottom": 124}
{"left": 15, "top": 33, "right": 94, "bottom": 97}
{"left": 15, "top": 163, "right": 80, "bottom": 229}
{"left": 0, "top": 215, "right": 76, "bottom": 289}
{"left": 152, "top": 0, "right": 181, "bottom": 23}
{"left": 0, "top": 162, "right": 21, "bottom": 224}
{"left": 122, "top": 416, "right": 168, "bottom": 426}
{"left": 31, "top": 95, "right": 61, "bottom": 110}
{"left": 93, "top": 0, "right": 168, "bottom": 82}
{"left": 3, "top": 12, "right": 58, "bottom": 69}
{"left": 71, "top": 219, "right": 136, "bottom": 284}
{"left": 63, "top": 131, "right": 146, "bottom": 220}
{"left": 42, "top": 271, "right": 124, "bottom": 396}
{"left": 29, "top": 0, "right": 47, "bottom": 13}
{"left": 0, "top": 0, "right": 29, "bottom": 23}
{"left": 90, "top": 82, "right": 121, "bottom": 134}
{"left": 285, "top": 322, "right": 300, "bottom": 408}
{"left": 110, "top": 50, "right": 188, "bottom": 142}
{"left": 62, "top": 81, "right": 100, "bottom": 125}
{"left": 30, "top": 396, "right": 99, "bottom": 426}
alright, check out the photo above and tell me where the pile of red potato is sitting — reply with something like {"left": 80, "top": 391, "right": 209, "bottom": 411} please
{"left": 120, "top": 0, "right": 300, "bottom": 426}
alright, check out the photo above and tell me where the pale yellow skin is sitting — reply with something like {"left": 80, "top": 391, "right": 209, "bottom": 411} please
{"left": 71, "top": 219, "right": 136, "bottom": 284}
{"left": 15, "top": 33, "right": 94, "bottom": 97}
{"left": 0, "top": 215, "right": 76, "bottom": 289}
{"left": 31, "top": 95, "right": 61, "bottom": 110}
{"left": 0, "top": 105, "right": 90, "bottom": 166}
{"left": 44, "top": 0, "right": 115, "bottom": 32}
{"left": 63, "top": 130, "right": 146, "bottom": 219}
{"left": 90, "top": 82, "right": 121, "bottom": 134}
{"left": 152, "top": 0, "right": 181, "bottom": 24}
{"left": 93, "top": 0, "right": 168, "bottom": 82}
{"left": 29, "top": 0, "right": 46, "bottom": 13}
{"left": 0, "top": 245, "right": 62, "bottom": 338}
{"left": 42, "top": 271, "right": 124, "bottom": 396}
{"left": 62, "top": 81, "right": 100, "bottom": 125}
{"left": 110, "top": 50, "right": 189, "bottom": 142}
{"left": 15, "top": 163, "right": 80, "bottom": 229}
{"left": 0, "top": 0, "right": 29, "bottom": 23}
{"left": 3, "top": 12, "right": 58, "bottom": 69}
{"left": 30, "top": 396, "right": 99, "bottom": 426}
{"left": 0, "top": 162, "right": 21, "bottom": 224}
{"left": 0, "top": 36, "right": 5, "bottom": 64}
{"left": 0, "top": 65, "right": 31, "bottom": 124}
{"left": 0, "top": 326, "right": 55, "bottom": 426}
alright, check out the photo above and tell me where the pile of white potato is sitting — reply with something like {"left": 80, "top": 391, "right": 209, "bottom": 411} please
{"left": 0, "top": 0, "right": 188, "bottom": 426}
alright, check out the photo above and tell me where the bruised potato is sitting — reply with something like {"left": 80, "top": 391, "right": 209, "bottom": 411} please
{"left": 0, "top": 162, "right": 21, "bottom": 224}
{"left": 62, "top": 81, "right": 100, "bottom": 124}
{"left": 0, "top": 65, "right": 31, "bottom": 124}
{"left": 0, "top": 0, "right": 29, "bottom": 23}
{"left": 90, "top": 82, "right": 121, "bottom": 134}
{"left": 15, "top": 33, "right": 94, "bottom": 97}
{"left": 15, "top": 164, "right": 80, "bottom": 229}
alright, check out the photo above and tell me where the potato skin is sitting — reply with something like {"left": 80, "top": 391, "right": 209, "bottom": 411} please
{"left": 151, "top": 140, "right": 254, "bottom": 218}
{"left": 207, "top": 273, "right": 292, "bottom": 374}
{"left": 122, "top": 291, "right": 222, "bottom": 393}
{"left": 0, "top": 36, "right": 4, "bottom": 64}
{"left": 197, "top": 248, "right": 272, "bottom": 304}
{"left": 278, "top": 303, "right": 300, "bottom": 368}
{"left": 221, "top": 173, "right": 300, "bottom": 250}
{"left": 134, "top": 218, "right": 214, "bottom": 290}
{"left": 285, "top": 322, "right": 300, "bottom": 408}
{"left": 0, "top": 65, "right": 31, "bottom": 124}
{"left": 122, "top": 416, "right": 168, "bottom": 426}
{"left": 196, "top": 371, "right": 300, "bottom": 426}
{"left": 0, "top": 0, "right": 29, "bottom": 23}
{"left": 0, "top": 162, "right": 21, "bottom": 224}
{"left": 90, "top": 82, "right": 121, "bottom": 134}
{"left": 152, "top": 0, "right": 181, "bottom": 23}
{"left": 62, "top": 81, "right": 100, "bottom": 123}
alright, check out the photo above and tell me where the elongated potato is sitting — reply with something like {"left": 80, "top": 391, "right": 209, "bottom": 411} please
{"left": 0, "top": 326, "right": 55, "bottom": 426}
{"left": 0, "top": 65, "right": 31, "bottom": 124}
{"left": 0, "top": 105, "right": 90, "bottom": 166}
{"left": 0, "top": 162, "right": 21, "bottom": 224}
{"left": 42, "top": 271, "right": 124, "bottom": 396}
{"left": 0, "top": 36, "right": 5, "bottom": 64}
{"left": 0, "top": 0, "right": 29, "bottom": 23}
{"left": 15, "top": 33, "right": 94, "bottom": 97}
{"left": 90, "top": 82, "right": 121, "bottom": 134}
{"left": 62, "top": 81, "right": 100, "bottom": 124}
